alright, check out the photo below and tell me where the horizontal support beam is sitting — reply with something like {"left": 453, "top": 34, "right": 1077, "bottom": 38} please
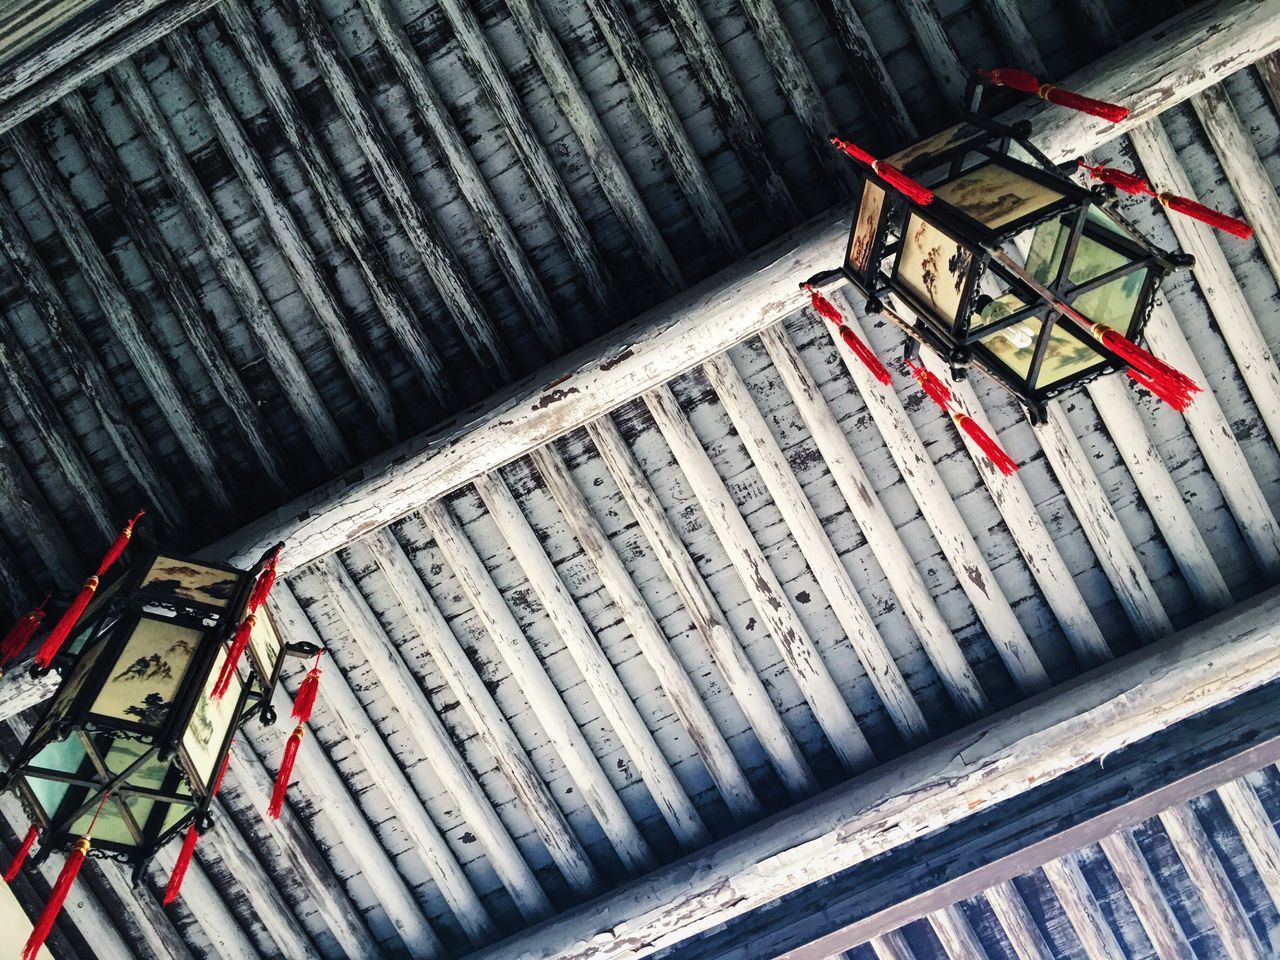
{"left": 461, "top": 585, "right": 1280, "bottom": 960}
{"left": 203, "top": 0, "right": 1275, "bottom": 575}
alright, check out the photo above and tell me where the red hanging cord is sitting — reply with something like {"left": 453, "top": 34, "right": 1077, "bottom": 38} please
{"left": 1060, "top": 306, "right": 1201, "bottom": 410}
{"left": 978, "top": 69, "right": 1128, "bottom": 122}
{"left": 904, "top": 360, "right": 1019, "bottom": 475}
{"left": 211, "top": 742, "right": 234, "bottom": 798}
{"left": 1078, "top": 160, "right": 1253, "bottom": 239}
{"left": 35, "top": 512, "right": 144, "bottom": 669}
{"left": 1, "top": 594, "right": 50, "bottom": 670}
{"left": 291, "top": 653, "right": 324, "bottom": 724}
{"left": 22, "top": 794, "right": 109, "bottom": 960}
{"left": 211, "top": 614, "right": 254, "bottom": 701}
{"left": 268, "top": 726, "right": 304, "bottom": 820}
{"left": 830, "top": 137, "right": 934, "bottom": 205}
{"left": 4, "top": 825, "right": 38, "bottom": 882}
{"left": 162, "top": 825, "right": 199, "bottom": 906}
{"left": 803, "top": 284, "right": 892, "bottom": 385}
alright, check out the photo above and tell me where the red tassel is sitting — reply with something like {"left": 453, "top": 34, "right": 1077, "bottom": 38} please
{"left": 905, "top": 359, "right": 953, "bottom": 409}
{"left": 838, "top": 325, "right": 892, "bottom": 385}
{"left": 5, "top": 825, "right": 38, "bottom": 882}
{"left": 22, "top": 836, "right": 88, "bottom": 960}
{"left": 34, "top": 579, "right": 97, "bottom": 670}
{"left": 246, "top": 546, "right": 282, "bottom": 614}
{"left": 211, "top": 614, "right": 254, "bottom": 701}
{"left": 830, "top": 137, "right": 934, "bottom": 205}
{"left": 212, "top": 742, "right": 234, "bottom": 798}
{"left": 1071, "top": 314, "right": 1201, "bottom": 410}
{"left": 803, "top": 283, "right": 844, "bottom": 326}
{"left": 162, "top": 823, "right": 199, "bottom": 906}
{"left": 1126, "top": 368, "right": 1194, "bottom": 412}
{"left": 268, "top": 726, "right": 304, "bottom": 820}
{"left": 980, "top": 69, "right": 1128, "bottom": 122}
{"left": 94, "top": 510, "right": 144, "bottom": 578}
{"left": 1078, "top": 161, "right": 1253, "bottom": 239}
{"left": 1, "top": 596, "right": 49, "bottom": 669}
{"left": 956, "top": 414, "right": 1019, "bottom": 475}
{"left": 291, "top": 653, "right": 323, "bottom": 724}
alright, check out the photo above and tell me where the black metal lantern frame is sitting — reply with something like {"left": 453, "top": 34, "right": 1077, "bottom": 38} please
{"left": 3, "top": 545, "right": 316, "bottom": 881}
{"left": 838, "top": 81, "right": 1189, "bottom": 418}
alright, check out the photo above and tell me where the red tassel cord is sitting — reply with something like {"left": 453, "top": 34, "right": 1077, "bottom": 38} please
{"left": 978, "top": 69, "right": 1128, "bottom": 122}
{"left": 905, "top": 361, "right": 1019, "bottom": 475}
{"left": 23, "top": 836, "right": 88, "bottom": 960}
{"left": 210, "top": 614, "right": 254, "bottom": 701}
{"left": 211, "top": 742, "right": 234, "bottom": 798}
{"left": 830, "top": 137, "right": 934, "bottom": 205}
{"left": 1, "top": 595, "right": 49, "bottom": 670}
{"left": 35, "top": 511, "right": 145, "bottom": 669}
{"left": 1061, "top": 307, "right": 1201, "bottom": 410}
{"left": 267, "top": 726, "right": 304, "bottom": 820}
{"left": 4, "top": 825, "right": 38, "bottom": 881}
{"left": 162, "top": 824, "right": 199, "bottom": 906}
{"left": 803, "top": 284, "right": 892, "bottom": 385}
{"left": 1078, "top": 160, "right": 1253, "bottom": 239}
{"left": 291, "top": 653, "right": 324, "bottom": 724}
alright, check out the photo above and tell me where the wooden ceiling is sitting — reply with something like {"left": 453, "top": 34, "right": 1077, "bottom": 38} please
{"left": 2, "top": 0, "right": 1280, "bottom": 958}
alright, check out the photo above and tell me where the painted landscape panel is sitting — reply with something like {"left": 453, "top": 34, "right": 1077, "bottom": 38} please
{"left": 91, "top": 618, "right": 199, "bottom": 728}
{"left": 141, "top": 557, "right": 237, "bottom": 609}
{"left": 847, "top": 180, "right": 885, "bottom": 277}
{"left": 935, "top": 164, "right": 1060, "bottom": 229}
{"left": 897, "top": 214, "right": 972, "bottom": 323}
{"left": 183, "top": 645, "right": 239, "bottom": 789}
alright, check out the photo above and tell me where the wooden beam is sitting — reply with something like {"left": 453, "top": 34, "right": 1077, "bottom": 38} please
{"left": 816, "top": 0, "right": 916, "bottom": 143}
{"left": 362, "top": 529, "right": 577, "bottom": 915}
{"left": 5, "top": 122, "right": 235, "bottom": 514}
{"left": 206, "top": 0, "right": 1267, "bottom": 573}
{"left": 529, "top": 443, "right": 762, "bottom": 823}
{"left": 356, "top": 0, "right": 570, "bottom": 347}
{"left": 89, "top": 860, "right": 196, "bottom": 960}
{"left": 928, "top": 905, "right": 990, "bottom": 960}
{"left": 1041, "top": 855, "right": 1126, "bottom": 960}
{"left": 108, "top": 57, "right": 352, "bottom": 470}
{"left": 585, "top": 414, "right": 817, "bottom": 797}
{"left": 59, "top": 88, "right": 290, "bottom": 494}
{"left": 890, "top": 0, "right": 967, "bottom": 104}
{"left": 164, "top": 27, "right": 399, "bottom": 442}
{"left": 148, "top": 849, "right": 261, "bottom": 960}
{"left": 580, "top": 0, "right": 742, "bottom": 258}
{"left": 1097, "top": 831, "right": 1195, "bottom": 960}
{"left": 271, "top": 579, "right": 497, "bottom": 947}
{"left": 495, "top": 0, "right": 683, "bottom": 293}
{"left": 973, "top": 0, "right": 1045, "bottom": 75}
{"left": 1215, "top": 778, "right": 1280, "bottom": 912}
{"left": 0, "top": 660, "right": 59, "bottom": 722}
{"left": 1256, "top": 50, "right": 1280, "bottom": 114}
{"left": 0, "top": 418, "right": 78, "bottom": 587}
{"left": 464, "top": 585, "right": 1280, "bottom": 960}
{"left": 701, "top": 350, "right": 928, "bottom": 744}
{"left": 644, "top": 382, "right": 875, "bottom": 772}
{"left": 982, "top": 879, "right": 1053, "bottom": 960}
{"left": 0, "top": 0, "right": 221, "bottom": 135}
{"left": 433, "top": 0, "right": 621, "bottom": 319}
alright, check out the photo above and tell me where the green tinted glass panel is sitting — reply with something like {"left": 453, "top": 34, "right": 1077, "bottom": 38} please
{"left": 103, "top": 739, "right": 170, "bottom": 793}
{"left": 31, "top": 736, "right": 86, "bottom": 774}
{"left": 1072, "top": 269, "right": 1149, "bottom": 335}
{"left": 1067, "top": 233, "right": 1129, "bottom": 286}
{"left": 978, "top": 314, "right": 1043, "bottom": 380}
{"left": 1032, "top": 324, "right": 1109, "bottom": 388}
{"left": 970, "top": 291, "right": 1028, "bottom": 334}
{"left": 70, "top": 797, "right": 135, "bottom": 846}
{"left": 23, "top": 776, "right": 70, "bottom": 820}
{"left": 1024, "top": 219, "right": 1071, "bottom": 286}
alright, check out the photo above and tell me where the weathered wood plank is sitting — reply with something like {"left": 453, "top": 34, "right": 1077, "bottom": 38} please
{"left": 983, "top": 879, "right": 1054, "bottom": 960}
{"left": 1214, "top": 777, "right": 1280, "bottom": 913}
{"left": 1041, "top": 855, "right": 1126, "bottom": 960}
{"left": 891, "top": 0, "right": 966, "bottom": 104}
{"left": 1097, "top": 830, "right": 1196, "bottom": 960}
{"left": 817, "top": 0, "right": 916, "bottom": 143}
{"left": 147, "top": 851, "right": 261, "bottom": 960}
{"left": 928, "top": 905, "right": 990, "bottom": 960}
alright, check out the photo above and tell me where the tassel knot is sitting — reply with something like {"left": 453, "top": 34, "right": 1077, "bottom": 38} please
{"left": 291, "top": 653, "right": 324, "bottom": 724}
{"left": 804, "top": 284, "right": 891, "bottom": 385}
{"left": 979, "top": 69, "right": 1128, "bottom": 122}
{"left": 904, "top": 360, "right": 1019, "bottom": 473}
{"left": 1077, "top": 160, "right": 1252, "bottom": 239}
{"left": 830, "top": 137, "right": 934, "bottom": 205}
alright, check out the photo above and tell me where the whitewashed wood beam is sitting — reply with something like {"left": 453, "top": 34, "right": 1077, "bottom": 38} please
{"left": 891, "top": 0, "right": 967, "bottom": 105}
{"left": 422, "top": 494, "right": 647, "bottom": 881}
{"left": 1067, "top": 0, "right": 1119, "bottom": 53}
{"left": 702, "top": 351, "right": 928, "bottom": 743}
{"left": 91, "top": 860, "right": 196, "bottom": 960}
{"left": 982, "top": 879, "right": 1054, "bottom": 960}
{"left": 585, "top": 414, "right": 817, "bottom": 797}
{"left": 913, "top": 347, "right": 1110, "bottom": 667}
{"left": 60, "top": 88, "right": 291, "bottom": 494}
{"left": 929, "top": 905, "right": 990, "bottom": 960}
{"left": 1040, "top": 856, "right": 1126, "bottom": 960}
{"left": 818, "top": 0, "right": 915, "bottom": 143}
{"left": 1191, "top": 84, "right": 1280, "bottom": 293}
{"left": 220, "top": 750, "right": 381, "bottom": 960}
{"left": 149, "top": 850, "right": 261, "bottom": 960}
{"left": 6, "top": 122, "right": 235, "bottom": 514}
{"left": 644, "top": 382, "right": 875, "bottom": 772}
{"left": 1033, "top": 401, "right": 1172, "bottom": 644}
{"left": 869, "top": 931, "right": 917, "bottom": 960}
{"left": 0, "top": 314, "right": 114, "bottom": 539}
{"left": 363, "top": 529, "right": 580, "bottom": 913}
{"left": 652, "top": 0, "right": 801, "bottom": 226}
{"left": 287, "top": 0, "right": 513, "bottom": 384}
{"left": 530, "top": 443, "right": 762, "bottom": 823}
{"left": 495, "top": 0, "right": 682, "bottom": 293}
{"left": 760, "top": 325, "right": 991, "bottom": 731}
{"left": 1097, "top": 831, "right": 1196, "bottom": 960}
{"left": 1157, "top": 804, "right": 1266, "bottom": 960}
{"left": 0, "top": 660, "right": 59, "bottom": 722}
{"left": 1215, "top": 778, "right": 1280, "bottom": 912}
{"left": 108, "top": 57, "right": 351, "bottom": 470}
{"left": 1127, "top": 119, "right": 1280, "bottom": 448}
{"left": 465, "top": 584, "right": 1280, "bottom": 960}
{"left": 736, "top": 0, "right": 852, "bottom": 191}
{"left": 271, "top": 579, "right": 498, "bottom": 946}
{"left": 1141, "top": 296, "right": 1280, "bottom": 579}
{"left": 238, "top": 681, "right": 443, "bottom": 959}
{"left": 827, "top": 299, "right": 1049, "bottom": 701}
{"left": 579, "top": 0, "right": 742, "bottom": 258}
{"left": 163, "top": 28, "right": 398, "bottom": 442}
{"left": 356, "top": 0, "right": 569, "bottom": 348}
{"left": 0, "top": 160, "right": 187, "bottom": 529}
{"left": 1085, "top": 375, "right": 1233, "bottom": 612}
{"left": 433, "top": 0, "right": 620, "bottom": 319}
{"left": 476, "top": 468, "right": 709, "bottom": 849}
{"left": 1257, "top": 51, "right": 1280, "bottom": 114}
{"left": 0, "top": 0, "right": 221, "bottom": 135}
{"left": 213, "top": 2, "right": 457, "bottom": 401}
{"left": 974, "top": 0, "right": 1045, "bottom": 75}
{"left": 207, "top": 0, "right": 1265, "bottom": 573}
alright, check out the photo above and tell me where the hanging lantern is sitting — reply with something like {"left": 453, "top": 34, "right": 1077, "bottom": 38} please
{"left": 1, "top": 527, "right": 321, "bottom": 935}
{"left": 824, "top": 73, "right": 1202, "bottom": 423}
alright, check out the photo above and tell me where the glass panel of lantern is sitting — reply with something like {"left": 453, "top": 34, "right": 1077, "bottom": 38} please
{"left": 9, "top": 553, "right": 263, "bottom": 861}
{"left": 842, "top": 125, "right": 1177, "bottom": 405}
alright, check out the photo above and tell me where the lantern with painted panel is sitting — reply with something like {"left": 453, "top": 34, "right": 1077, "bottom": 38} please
{"left": 1, "top": 535, "right": 317, "bottom": 904}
